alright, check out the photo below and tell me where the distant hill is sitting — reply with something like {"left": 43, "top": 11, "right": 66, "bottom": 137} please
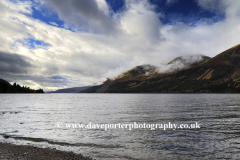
{"left": 79, "top": 85, "right": 102, "bottom": 93}
{"left": 49, "top": 86, "right": 90, "bottom": 93}
{"left": 82, "top": 44, "right": 240, "bottom": 93}
{"left": 0, "top": 79, "right": 44, "bottom": 93}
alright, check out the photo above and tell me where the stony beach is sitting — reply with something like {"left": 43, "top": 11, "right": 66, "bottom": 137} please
{"left": 0, "top": 142, "right": 93, "bottom": 160}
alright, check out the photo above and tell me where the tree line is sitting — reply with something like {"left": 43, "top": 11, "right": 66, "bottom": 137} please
{"left": 0, "top": 79, "right": 44, "bottom": 93}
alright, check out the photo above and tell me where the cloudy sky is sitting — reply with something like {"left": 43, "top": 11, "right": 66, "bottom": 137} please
{"left": 1, "top": 0, "right": 240, "bottom": 91}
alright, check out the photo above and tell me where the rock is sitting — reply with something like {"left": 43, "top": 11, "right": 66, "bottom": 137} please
{"left": 3, "top": 135, "right": 10, "bottom": 139}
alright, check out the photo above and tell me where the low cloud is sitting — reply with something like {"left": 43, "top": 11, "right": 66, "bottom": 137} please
{"left": 157, "top": 55, "right": 207, "bottom": 73}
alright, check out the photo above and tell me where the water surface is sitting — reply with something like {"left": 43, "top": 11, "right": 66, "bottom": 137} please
{"left": 0, "top": 94, "right": 240, "bottom": 159}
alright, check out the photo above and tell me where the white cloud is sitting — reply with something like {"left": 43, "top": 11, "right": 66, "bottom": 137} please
{"left": 1, "top": 0, "right": 240, "bottom": 91}
{"left": 166, "top": 0, "right": 179, "bottom": 5}
{"left": 1, "top": 0, "right": 32, "bottom": 14}
{"left": 49, "top": 21, "right": 58, "bottom": 26}
{"left": 196, "top": 0, "right": 240, "bottom": 19}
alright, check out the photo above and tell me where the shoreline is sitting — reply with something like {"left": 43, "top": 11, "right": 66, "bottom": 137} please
{"left": 0, "top": 142, "right": 93, "bottom": 160}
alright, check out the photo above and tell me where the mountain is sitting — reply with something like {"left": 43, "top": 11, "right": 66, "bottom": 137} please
{"left": 82, "top": 44, "right": 240, "bottom": 93}
{"left": 115, "top": 64, "right": 157, "bottom": 79}
{"left": 167, "top": 55, "right": 210, "bottom": 69}
{"left": 49, "top": 86, "right": 89, "bottom": 93}
{"left": 114, "top": 55, "right": 210, "bottom": 80}
{"left": 0, "top": 79, "right": 44, "bottom": 93}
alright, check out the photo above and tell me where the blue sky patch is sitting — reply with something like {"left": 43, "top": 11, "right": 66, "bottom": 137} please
{"left": 31, "top": 7, "right": 64, "bottom": 28}
{"left": 104, "top": 0, "right": 224, "bottom": 25}
{"left": 149, "top": 0, "right": 224, "bottom": 24}
{"left": 105, "top": 0, "right": 125, "bottom": 13}
{"left": 27, "top": 38, "right": 50, "bottom": 48}
{"left": 15, "top": 38, "right": 51, "bottom": 49}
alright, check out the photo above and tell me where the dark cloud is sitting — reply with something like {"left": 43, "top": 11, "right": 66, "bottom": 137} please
{"left": 42, "top": 0, "right": 116, "bottom": 34}
{"left": 0, "top": 51, "right": 33, "bottom": 74}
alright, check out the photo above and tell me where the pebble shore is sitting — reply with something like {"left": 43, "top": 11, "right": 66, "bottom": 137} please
{"left": 0, "top": 142, "right": 93, "bottom": 160}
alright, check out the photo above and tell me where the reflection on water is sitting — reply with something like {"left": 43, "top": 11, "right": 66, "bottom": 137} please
{"left": 0, "top": 94, "right": 240, "bottom": 159}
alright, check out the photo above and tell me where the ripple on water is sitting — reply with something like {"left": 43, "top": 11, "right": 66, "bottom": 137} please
{"left": 0, "top": 94, "right": 240, "bottom": 159}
